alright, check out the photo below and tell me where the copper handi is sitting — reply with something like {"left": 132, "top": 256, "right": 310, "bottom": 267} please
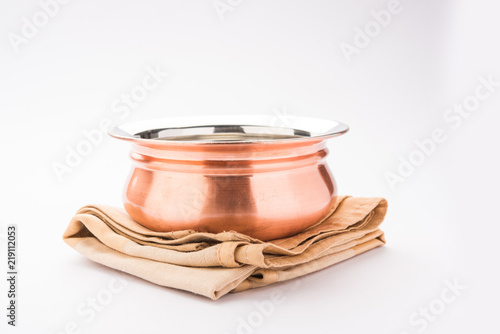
{"left": 109, "top": 115, "right": 348, "bottom": 241}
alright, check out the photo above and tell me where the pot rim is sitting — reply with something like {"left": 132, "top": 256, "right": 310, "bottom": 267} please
{"left": 109, "top": 114, "right": 349, "bottom": 146}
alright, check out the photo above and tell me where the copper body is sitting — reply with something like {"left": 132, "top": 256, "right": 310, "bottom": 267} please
{"left": 122, "top": 138, "right": 338, "bottom": 241}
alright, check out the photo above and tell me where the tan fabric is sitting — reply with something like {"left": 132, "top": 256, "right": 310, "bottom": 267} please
{"left": 63, "top": 196, "right": 387, "bottom": 300}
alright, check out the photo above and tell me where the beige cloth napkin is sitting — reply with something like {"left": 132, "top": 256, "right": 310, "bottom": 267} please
{"left": 63, "top": 196, "right": 387, "bottom": 300}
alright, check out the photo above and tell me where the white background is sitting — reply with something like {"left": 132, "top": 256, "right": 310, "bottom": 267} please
{"left": 1, "top": 0, "right": 499, "bottom": 333}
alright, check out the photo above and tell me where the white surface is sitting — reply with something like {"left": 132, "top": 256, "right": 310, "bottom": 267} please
{"left": 1, "top": 0, "right": 499, "bottom": 333}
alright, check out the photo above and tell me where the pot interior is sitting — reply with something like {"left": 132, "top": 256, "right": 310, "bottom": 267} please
{"left": 135, "top": 125, "right": 310, "bottom": 142}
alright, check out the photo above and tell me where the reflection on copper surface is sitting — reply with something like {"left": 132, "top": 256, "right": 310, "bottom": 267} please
{"left": 120, "top": 138, "right": 339, "bottom": 240}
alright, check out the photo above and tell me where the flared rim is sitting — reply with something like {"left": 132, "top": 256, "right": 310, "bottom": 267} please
{"left": 108, "top": 115, "right": 349, "bottom": 145}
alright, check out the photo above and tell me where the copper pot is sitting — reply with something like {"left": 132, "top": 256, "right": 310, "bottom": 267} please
{"left": 109, "top": 115, "right": 348, "bottom": 241}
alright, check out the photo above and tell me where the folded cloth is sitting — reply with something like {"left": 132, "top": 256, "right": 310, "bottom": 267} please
{"left": 63, "top": 196, "right": 387, "bottom": 300}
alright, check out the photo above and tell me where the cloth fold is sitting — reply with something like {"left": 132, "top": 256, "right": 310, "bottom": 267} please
{"left": 63, "top": 196, "right": 388, "bottom": 300}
